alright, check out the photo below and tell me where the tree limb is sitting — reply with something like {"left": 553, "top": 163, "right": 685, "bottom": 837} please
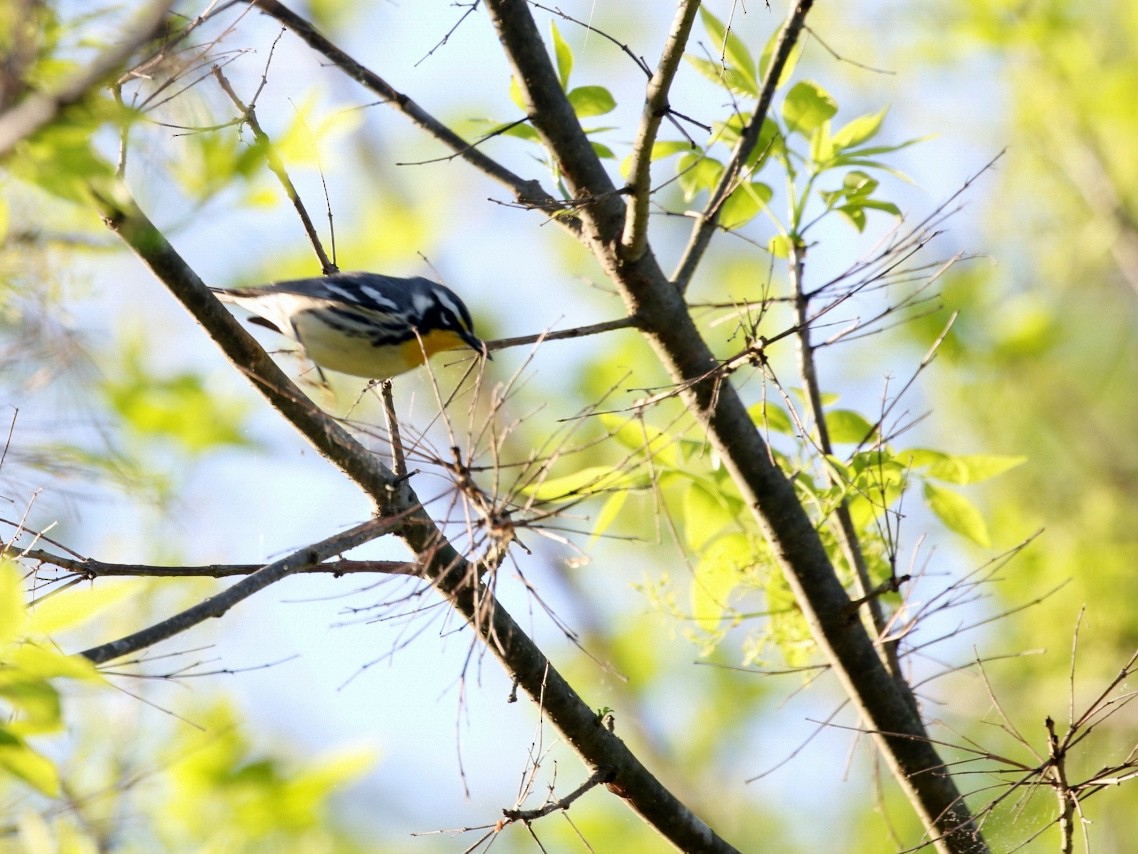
{"left": 619, "top": 0, "right": 702, "bottom": 262}
{"left": 80, "top": 516, "right": 400, "bottom": 664}
{"left": 97, "top": 183, "right": 738, "bottom": 854}
{"left": 484, "top": 1, "right": 985, "bottom": 850}
{"left": 671, "top": 0, "right": 815, "bottom": 292}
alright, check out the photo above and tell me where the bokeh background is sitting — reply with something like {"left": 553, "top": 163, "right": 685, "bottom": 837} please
{"left": 3, "top": 1, "right": 1138, "bottom": 851}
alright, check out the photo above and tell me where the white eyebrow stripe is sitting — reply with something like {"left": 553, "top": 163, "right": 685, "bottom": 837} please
{"left": 434, "top": 292, "right": 463, "bottom": 322}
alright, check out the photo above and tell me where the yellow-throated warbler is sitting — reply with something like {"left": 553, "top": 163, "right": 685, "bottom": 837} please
{"left": 211, "top": 272, "right": 487, "bottom": 379}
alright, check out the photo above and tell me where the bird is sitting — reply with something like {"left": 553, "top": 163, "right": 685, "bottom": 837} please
{"left": 210, "top": 271, "right": 487, "bottom": 379}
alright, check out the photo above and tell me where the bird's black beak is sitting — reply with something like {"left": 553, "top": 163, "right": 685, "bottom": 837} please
{"left": 464, "top": 331, "right": 492, "bottom": 360}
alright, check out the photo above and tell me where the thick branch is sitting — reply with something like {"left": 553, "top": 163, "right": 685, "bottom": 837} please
{"left": 487, "top": 1, "right": 984, "bottom": 849}
{"left": 98, "top": 184, "right": 736, "bottom": 854}
{"left": 620, "top": 0, "right": 702, "bottom": 262}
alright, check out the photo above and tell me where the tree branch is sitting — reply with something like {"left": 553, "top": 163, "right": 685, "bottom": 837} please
{"left": 212, "top": 62, "right": 338, "bottom": 274}
{"left": 671, "top": 0, "right": 815, "bottom": 292}
{"left": 79, "top": 516, "right": 399, "bottom": 664}
{"left": 238, "top": 0, "right": 579, "bottom": 234}
{"left": 485, "top": 1, "right": 985, "bottom": 849}
{"left": 620, "top": 0, "right": 702, "bottom": 262}
{"left": 18, "top": 547, "right": 415, "bottom": 578}
{"left": 96, "top": 182, "right": 737, "bottom": 854}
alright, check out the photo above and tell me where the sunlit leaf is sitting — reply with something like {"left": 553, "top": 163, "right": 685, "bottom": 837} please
{"left": 567, "top": 85, "right": 616, "bottom": 118}
{"left": 25, "top": 580, "right": 132, "bottom": 636}
{"left": 832, "top": 107, "right": 889, "bottom": 150}
{"left": 923, "top": 482, "right": 990, "bottom": 546}
{"left": 782, "top": 81, "right": 838, "bottom": 136}
{"left": 905, "top": 449, "right": 1027, "bottom": 484}
{"left": 720, "top": 181, "right": 772, "bottom": 229}
{"left": 600, "top": 413, "right": 680, "bottom": 467}
{"left": 677, "top": 152, "right": 724, "bottom": 200}
{"left": 683, "top": 484, "right": 733, "bottom": 552}
{"left": 759, "top": 28, "right": 803, "bottom": 89}
{"left": 0, "top": 729, "right": 60, "bottom": 796}
{"left": 550, "top": 20, "right": 573, "bottom": 89}
{"left": 687, "top": 56, "right": 756, "bottom": 97}
{"left": 590, "top": 490, "right": 629, "bottom": 545}
{"left": 824, "top": 410, "right": 876, "bottom": 444}
{"left": 523, "top": 466, "right": 642, "bottom": 502}
{"left": 699, "top": 8, "right": 759, "bottom": 96}
{"left": 691, "top": 533, "right": 752, "bottom": 629}
{"left": 0, "top": 562, "right": 25, "bottom": 645}
{"left": 748, "top": 401, "right": 795, "bottom": 435}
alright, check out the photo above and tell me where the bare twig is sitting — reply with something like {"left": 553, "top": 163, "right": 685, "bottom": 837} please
{"left": 672, "top": 0, "right": 816, "bottom": 292}
{"left": 212, "top": 56, "right": 338, "bottom": 273}
{"left": 16, "top": 547, "right": 416, "bottom": 579}
{"left": 79, "top": 515, "right": 401, "bottom": 664}
{"left": 237, "top": 0, "right": 580, "bottom": 235}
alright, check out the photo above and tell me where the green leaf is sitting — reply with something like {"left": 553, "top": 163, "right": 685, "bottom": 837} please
{"left": 567, "top": 85, "right": 616, "bottom": 118}
{"left": 782, "top": 81, "right": 838, "bottom": 136}
{"left": 768, "top": 233, "right": 791, "bottom": 258}
{"left": 923, "top": 482, "right": 990, "bottom": 546}
{"left": 523, "top": 466, "right": 641, "bottom": 502}
{"left": 0, "top": 562, "right": 25, "bottom": 645}
{"left": 499, "top": 121, "right": 541, "bottom": 142}
{"left": 0, "top": 729, "right": 60, "bottom": 796}
{"left": 591, "top": 140, "right": 615, "bottom": 159}
{"left": 699, "top": 8, "right": 759, "bottom": 96}
{"left": 824, "top": 409, "right": 876, "bottom": 444}
{"left": 677, "top": 152, "right": 724, "bottom": 200}
{"left": 0, "top": 680, "right": 61, "bottom": 736}
{"left": 621, "top": 139, "right": 695, "bottom": 178}
{"left": 686, "top": 56, "right": 757, "bottom": 97}
{"left": 759, "top": 28, "right": 803, "bottom": 89}
{"left": 550, "top": 21, "right": 573, "bottom": 89}
{"left": 599, "top": 414, "right": 680, "bottom": 467}
{"left": 905, "top": 449, "right": 1027, "bottom": 484}
{"left": 748, "top": 401, "right": 795, "bottom": 435}
{"left": 651, "top": 140, "right": 695, "bottom": 161}
{"left": 590, "top": 490, "right": 629, "bottom": 545}
{"left": 508, "top": 74, "right": 528, "bottom": 111}
{"left": 720, "top": 181, "right": 772, "bottom": 230}
{"left": 6, "top": 643, "right": 101, "bottom": 683}
{"left": 691, "top": 533, "right": 753, "bottom": 629}
{"left": 683, "top": 484, "right": 733, "bottom": 552}
{"left": 832, "top": 107, "right": 888, "bottom": 150}
{"left": 25, "top": 580, "right": 132, "bottom": 636}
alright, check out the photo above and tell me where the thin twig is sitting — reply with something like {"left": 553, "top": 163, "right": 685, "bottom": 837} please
{"left": 671, "top": 0, "right": 816, "bottom": 292}
{"left": 17, "top": 547, "right": 415, "bottom": 579}
{"left": 238, "top": 0, "right": 580, "bottom": 235}
{"left": 380, "top": 379, "right": 407, "bottom": 478}
{"left": 79, "top": 515, "right": 402, "bottom": 664}
{"left": 212, "top": 63, "right": 337, "bottom": 273}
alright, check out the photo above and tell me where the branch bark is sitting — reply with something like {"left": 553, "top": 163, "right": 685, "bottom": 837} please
{"left": 484, "top": 1, "right": 985, "bottom": 850}
{"left": 96, "top": 184, "right": 739, "bottom": 854}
